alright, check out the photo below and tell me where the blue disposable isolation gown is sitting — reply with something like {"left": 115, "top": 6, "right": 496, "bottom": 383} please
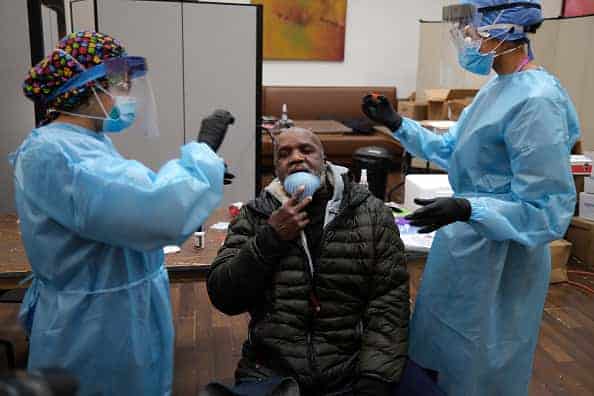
{"left": 397, "top": 69, "right": 579, "bottom": 396}
{"left": 9, "top": 123, "right": 224, "bottom": 396}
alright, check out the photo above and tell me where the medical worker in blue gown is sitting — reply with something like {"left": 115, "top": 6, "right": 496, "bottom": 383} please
{"left": 10, "top": 31, "right": 234, "bottom": 396}
{"left": 362, "top": 1, "right": 580, "bottom": 395}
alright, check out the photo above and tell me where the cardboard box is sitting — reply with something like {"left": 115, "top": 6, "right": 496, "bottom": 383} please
{"left": 398, "top": 100, "right": 428, "bottom": 121}
{"left": 447, "top": 98, "right": 473, "bottom": 121}
{"left": 565, "top": 217, "right": 594, "bottom": 270}
{"left": 579, "top": 192, "right": 594, "bottom": 221}
{"left": 425, "top": 89, "right": 478, "bottom": 120}
{"left": 550, "top": 240, "right": 571, "bottom": 283}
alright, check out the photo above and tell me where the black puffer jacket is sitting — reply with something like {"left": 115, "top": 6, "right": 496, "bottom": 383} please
{"left": 207, "top": 165, "right": 409, "bottom": 394}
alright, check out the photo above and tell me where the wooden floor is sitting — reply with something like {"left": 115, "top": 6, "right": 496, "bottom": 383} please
{"left": 1, "top": 261, "right": 594, "bottom": 395}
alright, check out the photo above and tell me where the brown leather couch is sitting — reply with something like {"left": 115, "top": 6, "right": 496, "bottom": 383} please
{"left": 263, "top": 86, "right": 397, "bottom": 120}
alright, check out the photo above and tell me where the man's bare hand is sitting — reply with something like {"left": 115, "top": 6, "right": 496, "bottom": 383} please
{"left": 268, "top": 187, "right": 312, "bottom": 240}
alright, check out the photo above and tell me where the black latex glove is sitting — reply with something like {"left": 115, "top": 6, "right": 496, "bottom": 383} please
{"left": 405, "top": 197, "right": 471, "bottom": 234}
{"left": 224, "top": 163, "right": 235, "bottom": 185}
{"left": 361, "top": 94, "right": 403, "bottom": 131}
{"left": 353, "top": 377, "right": 393, "bottom": 396}
{"left": 197, "top": 109, "right": 235, "bottom": 152}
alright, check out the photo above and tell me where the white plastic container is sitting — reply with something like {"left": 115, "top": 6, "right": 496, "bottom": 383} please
{"left": 194, "top": 231, "right": 206, "bottom": 249}
{"left": 579, "top": 192, "right": 594, "bottom": 221}
{"left": 585, "top": 177, "right": 594, "bottom": 194}
{"left": 404, "top": 174, "right": 453, "bottom": 211}
{"left": 359, "top": 169, "right": 368, "bottom": 187}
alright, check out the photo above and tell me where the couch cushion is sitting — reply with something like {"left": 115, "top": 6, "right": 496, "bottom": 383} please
{"left": 263, "top": 86, "right": 397, "bottom": 121}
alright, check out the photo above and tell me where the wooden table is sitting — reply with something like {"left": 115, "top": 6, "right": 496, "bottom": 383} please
{"left": 291, "top": 119, "right": 353, "bottom": 134}
{"left": 0, "top": 208, "right": 230, "bottom": 290}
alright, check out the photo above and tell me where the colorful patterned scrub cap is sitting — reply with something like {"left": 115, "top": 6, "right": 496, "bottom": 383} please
{"left": 23, "top": 31, "right": 126, "bottom": 116}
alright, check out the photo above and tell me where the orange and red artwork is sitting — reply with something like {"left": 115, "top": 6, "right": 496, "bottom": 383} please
{"left": 563, "top": 0, "right": 594, "bottom": 17}
{"left": 252, "top": 0, "right": 347, "bottom": 61}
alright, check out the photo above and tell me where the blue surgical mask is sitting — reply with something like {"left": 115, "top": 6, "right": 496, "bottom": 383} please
{"left": 458, "top": 30, "right": 521, "bottom": 77}
{"left": 458, "top": 45, "right": 494, "bottom": 76}
{"left": 283, "top": 172, "right": 321, "bottom": 199}
{"left": 103, "top": 96, "right": 137, "bottom": 133}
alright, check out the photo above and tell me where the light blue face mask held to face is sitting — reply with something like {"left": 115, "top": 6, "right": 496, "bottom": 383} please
{"left": 283, "top": 172, "right": 321, "bottom": 199}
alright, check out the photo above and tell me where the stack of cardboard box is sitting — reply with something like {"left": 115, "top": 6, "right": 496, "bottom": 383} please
{"left": 540, "top": 152, "right": 592, "bottom": 282}
{"left": 398, "top": 89, "right": 479, "bottom": 122}
{"left": 397, "top": 92, "right": 428, "bottom": 121}
{"left": 565, "top": 146, "right": 594, "bottom": 271}
{"left": 545, "top": 153, "right": 592, "bottom": 282}
{"left": 425, "top": 89, "right": 478, "bottom": 120}
{"left": 576, "top": 155, "right": 594, "bottom": 220}
{"left": 550, "top": 240, "right": 572, "bottom": 283}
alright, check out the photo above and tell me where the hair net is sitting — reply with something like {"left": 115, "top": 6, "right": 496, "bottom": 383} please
{"left": 23, "top": 31, "right": 126, "bottom": 122}
{"left": 461, "top": 0, "right": 544, "bottom": 41}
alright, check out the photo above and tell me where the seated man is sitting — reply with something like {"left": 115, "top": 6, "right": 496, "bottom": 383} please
{"left": 206, "top": 127, "right": 409, "bottom": 396}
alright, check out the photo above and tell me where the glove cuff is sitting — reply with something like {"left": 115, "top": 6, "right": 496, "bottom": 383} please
{"left": 387, "top": 116, "right": 403, "bottom": 132}
{"left": 456, "top": 198, "right": 472, "bottom": 222}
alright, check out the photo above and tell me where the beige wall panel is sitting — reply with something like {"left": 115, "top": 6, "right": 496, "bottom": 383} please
{"left": 532, "top": 21, "right": 560, "bottom": 73}
{"left": 576, "top": 19, "right": 594, "bottom": 150}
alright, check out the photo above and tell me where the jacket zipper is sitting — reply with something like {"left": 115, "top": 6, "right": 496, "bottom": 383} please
{"left": 252, "top": 198, "right": 359, "bottom": 383}
{"left": 304, "top": 206, "right": 346, "bottom": 382}
{"left": 295, "top": 235, "right": 318, "bottom": 376}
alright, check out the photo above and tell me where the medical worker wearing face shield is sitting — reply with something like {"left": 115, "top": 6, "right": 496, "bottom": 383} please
{"left": 362, "top": 1, "right": 580, "bottom": 395}
{"left": 10, "top": 31, "right": 234, "bottom": 396}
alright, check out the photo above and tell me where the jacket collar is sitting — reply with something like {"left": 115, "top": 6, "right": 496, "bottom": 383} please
{"left": 248, "top": 162, "right": 370, "bottom": 222}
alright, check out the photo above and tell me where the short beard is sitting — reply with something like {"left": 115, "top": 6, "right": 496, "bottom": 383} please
{"left": 316, "top": 163, "right": 328, "bottom": 186}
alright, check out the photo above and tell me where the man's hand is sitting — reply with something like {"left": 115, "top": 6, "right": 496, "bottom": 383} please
{"left": 197, "top": 109, "right": 235, "bottom": 152}
{"left": 267, "top": 187, "right": 312, "bottom": 240}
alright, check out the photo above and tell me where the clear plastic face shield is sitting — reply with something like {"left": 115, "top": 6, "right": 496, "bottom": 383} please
{"left": 443, "top": 3, "right": 529, "bottom": 57}
{"left": 443, "top": 4, "right": 484, "bottom": 53}
{"left": 47, "top": 55, "right": 160, "bottom": 137}
{"left": 441, "top": 3, "right": 533, "bottom": 77}
{"left": 438, "top": 3, "right": 488, "bottom": 84}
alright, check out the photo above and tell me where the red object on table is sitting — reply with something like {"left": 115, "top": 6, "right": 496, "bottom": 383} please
{"left": 228, "top": 203, "right": 242, "bottom": 218}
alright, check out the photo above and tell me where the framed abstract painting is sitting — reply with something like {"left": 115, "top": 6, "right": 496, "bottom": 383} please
{"left": 252, "top": 0, "right": 347, "bottom": 61}
{"left": 563, "top": 0, "right": 594, "bottom": 17}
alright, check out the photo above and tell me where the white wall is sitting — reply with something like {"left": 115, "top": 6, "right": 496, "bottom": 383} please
{"left": 201, "top": 0, "right": 442, "bottom": 97}
{"left": 202, "top": 0, "right": 563, "bottom": 98}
